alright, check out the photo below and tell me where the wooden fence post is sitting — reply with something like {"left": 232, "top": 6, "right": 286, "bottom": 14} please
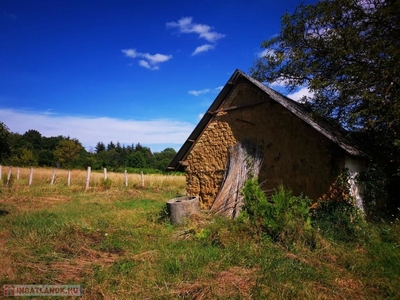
{"left": 6, "top": 166, "right": 12, "bottom": 186}
{"left": 17, "top": 167, "right": 20, "bottom": 180}
{"left": 50, "top": 168, "right": 56, "bottom": 185}
{"left": 29, "top": 167, "right": 34, "bottom": 186}
{"left": 104, "top": 168, "right": 107, "bottom": 181}
{"left": 67, "top": 170, "right": 71, "bottom": 187}
{"left": 124, "top": 170, "right": 128, "bottom": 187}
{"left": 85, "top": 166, "right": 91, "bottom": 190}
{"left": 141, "top": 170, "right": 144, "bottom": 188}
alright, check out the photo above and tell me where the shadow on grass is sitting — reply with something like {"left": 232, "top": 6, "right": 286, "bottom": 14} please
{"left": 0, "top": 210, "right": 9, "bottom": 217}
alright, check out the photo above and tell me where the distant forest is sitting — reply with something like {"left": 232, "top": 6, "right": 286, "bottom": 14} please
{"left": 0, "top": 122, "right": 177, "bottom": 173}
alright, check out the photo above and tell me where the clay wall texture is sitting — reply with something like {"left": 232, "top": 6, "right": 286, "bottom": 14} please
{"left": 186, "top": 79, "right": 346, "bottom": 208}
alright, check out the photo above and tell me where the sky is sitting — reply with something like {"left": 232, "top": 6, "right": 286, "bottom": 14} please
{"left": 0, "top": 0, "right": 316, "bottom": 153}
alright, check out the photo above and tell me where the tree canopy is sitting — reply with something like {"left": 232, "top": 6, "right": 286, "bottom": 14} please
{"left": 251, "top": 0, "right": 399, "bottom": 211}
{"left": 252, "top": 0, "right": 399, "bottom": 132}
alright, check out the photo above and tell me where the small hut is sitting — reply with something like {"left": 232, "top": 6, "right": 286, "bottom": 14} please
{"left": 168, "top": 69, "right": 367, "bottom": 214}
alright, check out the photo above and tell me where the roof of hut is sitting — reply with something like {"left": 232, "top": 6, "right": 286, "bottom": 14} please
{"left": 167, "top": 69, "right": 366, "bottom": 171}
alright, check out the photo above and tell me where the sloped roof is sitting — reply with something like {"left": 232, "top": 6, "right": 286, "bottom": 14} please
{"left": 167, "top": 69, "right": 366, "bottom": 171}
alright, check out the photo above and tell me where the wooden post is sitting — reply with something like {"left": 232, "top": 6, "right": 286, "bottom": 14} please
{"left": 50, "top": 168, "right": 56, "bottom": 185}
{"left": 6, "top": 166, "right": 12, "bottom": 186}
{"left": 17, "top": 167, "right": 20, "bottom": 180}
{"left": 85, "top": 166, "right": 91, "bottom": 190}
{"left": 124, "top": 170, "right": 128, "bottom": 187}
{"left": 141, "top": 170, "right": 144, "bottom": 188}
{"left": 0, "top": 165, "right": 2, "bottom": 183}
{"left": 29, "top": 167, "right": 34, "bottom": 186}
{"left": 67, "top": 170, "right": 71, "bottom": 187}
{"left": 103, "top": 168, "right": 107, "bottom": 181}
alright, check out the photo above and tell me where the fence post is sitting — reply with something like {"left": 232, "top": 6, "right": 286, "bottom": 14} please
{"left": 85, "top": 166, "right": 91, "bottom": 190}
{"left": 124, "top": 170, "right": 128, "bottom": 187}
{"left": 17, "top": 167, "right": 20, "bottom": 180}
{"left": 6, "top": 166, "right": 12, "bottom": 186}
{"left": 50, "top": 168, "right": 56, "bottom": 185}
{"left": 141, "top": 170, "right": 144, "bottom": 188}
{"left": 104, "top": 168, "right": 107, "bottom": 181}
{"left": 67, "top": 170, "right": 71, "bottom": 187}
{"left": 29, "top": 167, "right": 34, "bottom": 186}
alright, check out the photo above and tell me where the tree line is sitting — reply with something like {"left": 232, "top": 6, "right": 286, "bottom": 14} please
{"left": 0, "top": 122, "right": 177, "bottom": 173}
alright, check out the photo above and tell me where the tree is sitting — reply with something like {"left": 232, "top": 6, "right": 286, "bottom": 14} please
{"left": 251, "top": 0, "right": 400, "bottom": 212}
{"left": 18, "top": 149, "right": 38, "bottom": 166}
{"left": 95, "top": 142, "right": 106, "bottom": 154}
{"left": 0, "top": 122, "right": 11, "bottom": 162}
{"left": 22, "top": 129, "right": 42, "bottom": 150}
{"left": 54, "top": 139, "right": 83, "bottom": 168}
{"left": 153, "top": 148, "right": 177, "bottom": 170}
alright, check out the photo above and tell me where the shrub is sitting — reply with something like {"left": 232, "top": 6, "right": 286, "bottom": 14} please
{"left": 101, "top": 178, "right": 113, "bottom": 190}
{"left": 242, "top": 178, "right": 312, "bottom": 245}
{"left": 310, "top": 172, "right": 366, "bottom": 242}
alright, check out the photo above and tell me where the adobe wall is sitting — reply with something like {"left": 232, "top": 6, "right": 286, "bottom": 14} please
{"left": 186, "top": 80, "right": 346, "bottom": 208}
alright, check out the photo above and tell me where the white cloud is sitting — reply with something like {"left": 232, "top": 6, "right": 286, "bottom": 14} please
{"left": 139, "top": 60, "right": 157, "bottom": 70}
{"left": 188, "top": 86, "right": 222, "bottom": 96}
{"left": 121, "top": 48, "right": 138, "bottom": 58}
{"left": 0, "top": 108, "right": 193, "bottom": 152}
{"left": 269, "top": 78, "right": 290, "bottom": 88}
{"left": 166, "top": 17, "right": 225, "bottom": 43}
{"left": 287, "top": 87, "right": 314, "bottom": 102}
{"left": 121, "top": 48, "right": 172, "bottom": 70}
{"left": 191, "top": 44, "right": 214, "bottom": 56}
{"left": 198, "top": 113, "right": 204, "bottom": 120}
{"left": 258, "top": 48, "right": 275, "bottom": 58}
{"left": 188, "top": 89, "right": 210, "bottom": 96}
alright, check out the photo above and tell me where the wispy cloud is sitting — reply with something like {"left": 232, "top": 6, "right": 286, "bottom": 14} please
{"left": 287, "top": 87, "right": 313, "bottom": 102}
{"left": 166, "top": 17, "right": 225, "bottom": 42}
{"left": 166, "top": 17, "right": 225, "bottom": 55}
{"left": 121, "top": 48, "right": 172, "bottom": 70}
{"left": 188, "top": 86, "right": 223, "bottom": 96}
{"left": 0, "top": 108, "right": 193, "bottom": 152}
{"left": 268, "top": 78, "right": 289, "bottom": 88}
{"left": 257, "top": 48, "right": 275, "bottom": 58}
{"left": 191, "top": 44, "right": 214, "bottom": 56}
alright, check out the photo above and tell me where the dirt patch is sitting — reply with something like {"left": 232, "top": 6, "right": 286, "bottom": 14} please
{"left": 51, "top": 247, "right": 118, "bottom": 283}
{"left": 173, "top": 266, "right": 259, "bottom": 299}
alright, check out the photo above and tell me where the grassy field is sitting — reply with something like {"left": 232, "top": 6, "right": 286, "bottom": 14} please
{"left": 0, "top": 168, "right": 399, "bottom": 299}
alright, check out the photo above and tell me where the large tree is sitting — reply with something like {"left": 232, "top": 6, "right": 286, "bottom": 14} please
{"left": 251, "top": 0, "right": 400, "bottom": 211}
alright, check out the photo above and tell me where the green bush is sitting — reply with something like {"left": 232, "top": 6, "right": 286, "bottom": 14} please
{"left": 310, "top": 199, "right": 365, "bottom": 242}
{"left": 310, "top": 172, "right": 366, "bottom": 243}
{"left": 242, "top": 178, "right": 312, "bottom": 245}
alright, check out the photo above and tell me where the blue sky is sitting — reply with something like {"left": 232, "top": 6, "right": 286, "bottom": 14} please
{"left": 0, "top": 0, "right": 315, "bottom": 152}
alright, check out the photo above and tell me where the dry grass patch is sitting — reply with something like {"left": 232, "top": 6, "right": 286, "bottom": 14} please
{"left": 173, "top": 266, "right": 259, "bottom": 299}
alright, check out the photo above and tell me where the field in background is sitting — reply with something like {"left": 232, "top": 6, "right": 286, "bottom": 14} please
{"left": 0, "top": 169, "right": 399, "bottom": 299}
{"left": 1, "top": 167, "right": 186, "bottom": 191}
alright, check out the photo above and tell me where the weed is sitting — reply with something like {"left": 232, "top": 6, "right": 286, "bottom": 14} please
{"left": 242, "top": 178, "right": 312, "bottom": 247}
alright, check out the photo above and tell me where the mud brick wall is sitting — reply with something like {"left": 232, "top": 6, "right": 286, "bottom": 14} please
{"left": 186, "top": 79, "right": 346, "bottom": 208}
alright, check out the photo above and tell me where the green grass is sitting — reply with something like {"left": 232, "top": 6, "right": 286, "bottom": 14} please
{"left": 0, "top": 184, "right": 399, "bottom": 299}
